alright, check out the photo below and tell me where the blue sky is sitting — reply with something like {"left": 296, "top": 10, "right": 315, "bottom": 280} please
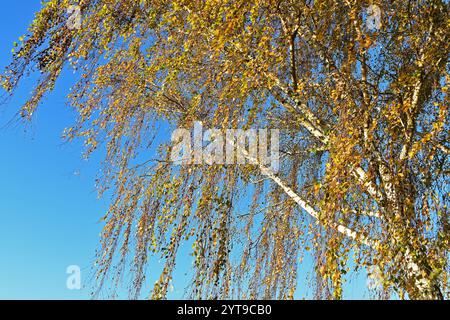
{"left": 0, "top": 1, "right": 370, "bottom": 300}
{"left": 0, "top": 1, "right": 107, "bottom": 299}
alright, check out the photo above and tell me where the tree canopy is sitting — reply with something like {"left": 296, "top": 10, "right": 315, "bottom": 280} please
{"left": 2, "top": 0, "right": 449, "bottom": 299}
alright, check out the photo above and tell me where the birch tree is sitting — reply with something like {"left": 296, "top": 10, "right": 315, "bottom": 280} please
{"left": 2, "top": 0, "right": 449, "bottom": 299}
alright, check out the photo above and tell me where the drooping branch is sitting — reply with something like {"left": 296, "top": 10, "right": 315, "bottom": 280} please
{"left": 229, "top": 138, "right": 377, "bottom": 249}
{"left": 271, "top": 86, "right": 384, "bottom": 202}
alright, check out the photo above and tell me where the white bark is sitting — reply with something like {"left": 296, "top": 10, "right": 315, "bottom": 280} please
{"left": 231, "top": 138, "right": 376, "bottom": 248}
{"left": 436, "top": 143, "right": 450, "bottom": 154}
{"left": 376, "top": 156, "right": 441, "bottom": 299}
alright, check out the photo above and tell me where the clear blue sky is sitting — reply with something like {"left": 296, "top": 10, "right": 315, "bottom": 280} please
{"left": 0, "top": 1, "right": 110, "bottom": 299}
{"left": 0, "top": 1, "right": 370, "bottom": 300}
